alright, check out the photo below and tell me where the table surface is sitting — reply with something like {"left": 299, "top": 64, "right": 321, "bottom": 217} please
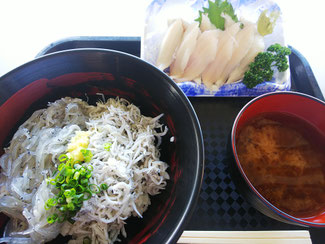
{"left": 0, "top": 0, "right": 324, "bottom": 96}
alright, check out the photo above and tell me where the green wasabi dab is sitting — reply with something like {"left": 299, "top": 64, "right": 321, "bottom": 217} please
{"left": 257, "top": 9, "right": 280, "bottom": 36}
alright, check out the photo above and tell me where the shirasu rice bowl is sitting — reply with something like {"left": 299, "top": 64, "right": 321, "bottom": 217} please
{"left": 0, "top": 97, "right": 169, "bottom": 244}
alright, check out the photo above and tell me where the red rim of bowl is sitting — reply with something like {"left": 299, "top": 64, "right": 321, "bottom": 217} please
{"left": 231, "top": 91, "right": 325, "bottom": 227}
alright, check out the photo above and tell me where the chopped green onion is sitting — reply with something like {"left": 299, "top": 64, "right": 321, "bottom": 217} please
{"left": 65, "top": 162, "right": 72, "bottom": 168}
{"left": 79, "top": 167, "right": 86, "bottom": 176}
{"left": 59, "top": 206, "right": 67, "bottom": 212}
{"left": 47, "top": 213, "right": 58, "bottom": 224}
{"left": 44, "top": 204, "right": 51, "bottom": 211}
{"left": 61, "top": 184, "right": 70, "bottom": 191}
{"left": 67, "top": 202, "right": 75, "bottom": 211}
{"left": 83, "top": 191, "right": 92, "bottom": 200}
{"left": 100, "top": 183, "right": 108, "bottom": 191}
{"left": 65, "top": 175, "right": 71, "bottom": 184}
{"left": 46, "top": 198, "right": 57, "bottom": 207}
{"left": 104, "top": 143, "right": 112, "bottom": 151}
{"left": 73, "top": 171, "right": 81, "bottom": 180}
{"left": 58, "top": 197, "right": 65, "bottom": 204}
{"left": 47, "top": 218, "right": 54, "bottom": 224}
{"left": 55, "top": 174, "right": 65, "bottom": 184}
{"left": 85, "top": 171, "right": 92, "bottom": 179}
{"left": 69, "top": 179, "right": 78, "bottom": 187}
{"left": 47, "top": 178, "right": 57, "bottom": 186}
{"left": 63, "top": 168, "right": 74, "bottom": 177}
{"left": 74, "top": 193, "right": 84, "bottom": 201}
{"left": 52, "top": 170, "right": 58, "bottom": 177}
{"left": 45, "top": 151, "right": 100, "bottom": 224}
{"left": 70, "top": 188, "right": 76, "bottom": 195}
{"left": 80, "top": 178, "right": 88, "bottom": 186}
{"left": 74, "top": 163, "right": 82, "bottom": 169}
{"left": 76, "top": 185, "right": 85, "bottom": 193}
{"left": 66, "top": 157, "right": 75, "bottom": 167}
{"left": 58, "top": 163, "right": 65, "bottom": 171}
{"left": 89, "top": 184, "right": 100, "bottom": 194}
{"left": 58, "top": 154, "right": 68, "bottom": 162}
{"left": 81, "top": 149, "right": 93, "bottom": 163}
{"left": 64, "top": 188, "right": 76, "bottom": 198}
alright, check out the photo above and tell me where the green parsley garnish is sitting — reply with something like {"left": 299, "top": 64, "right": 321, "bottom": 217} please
{"left": 242, "top": 43, "right": 291, "bottom": 89}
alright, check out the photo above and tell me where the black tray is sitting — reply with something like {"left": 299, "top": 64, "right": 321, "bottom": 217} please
{"left": 37, "top": 36, "right": 325, "bottom": 243}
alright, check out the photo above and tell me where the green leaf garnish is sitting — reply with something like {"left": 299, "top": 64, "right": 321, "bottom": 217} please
{"left": 195, "top": 0, "right": 238, "bottom": 30}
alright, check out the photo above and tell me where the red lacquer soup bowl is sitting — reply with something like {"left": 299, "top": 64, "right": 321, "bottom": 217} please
{"left": 231, "top": 91, "right": 325, "bottom": 227}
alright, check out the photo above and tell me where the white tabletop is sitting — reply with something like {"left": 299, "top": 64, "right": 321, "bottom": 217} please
{"left": 0, "top": 0, "right": 324, "bottom": 96}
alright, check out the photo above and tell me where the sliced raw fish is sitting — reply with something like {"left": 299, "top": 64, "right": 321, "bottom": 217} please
{"left": 181, "top": 30, "right": 220, "bottom": 81}
{"left": 156, "top": 19, "right": 184, "bottom": 70}
{"left": 170, "top": 22, "right": 201, "bottom": 78}
{"left": 227, "top": 34, "right": 265, "bottom": 84}
{"left": 200, "top": 13, "right": 216, "bottom": 32}
{"left": 215, "top": 22, "right": 255, "bottom": 87}
{"left": 202, "top": 22, "right": 241, "bottom": 88}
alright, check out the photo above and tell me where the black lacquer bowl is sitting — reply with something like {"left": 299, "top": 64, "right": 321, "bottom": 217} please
{"left": 0, "top": 48, "right": 204, "bottom": 243}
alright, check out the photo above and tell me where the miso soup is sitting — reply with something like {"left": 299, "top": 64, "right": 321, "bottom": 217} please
{"left": 236, "top": 112, "right": 325, "bottom": 218}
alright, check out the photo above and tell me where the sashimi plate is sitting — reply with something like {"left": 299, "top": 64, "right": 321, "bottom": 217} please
{"left": 141, "top": 0, "right": 290, "bottom": 97}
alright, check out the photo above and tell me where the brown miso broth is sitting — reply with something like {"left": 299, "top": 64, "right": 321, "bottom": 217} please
{"left": 236, "top": 112, "right": 325, "bottom": 218}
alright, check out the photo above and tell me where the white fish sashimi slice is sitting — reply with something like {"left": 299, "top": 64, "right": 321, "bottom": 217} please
{"left": 167, "top": 18, "right": 189, "bottom": 36}
{"left": 202, "top": 22, "right": 241, "bottom": 88}
{"left": 193, "top": 76, "right": 202, "bottom": 85}
{"left": 216, "top": 23, "right": 255, "bottom": 87}
{"left": 200, "top": 13, "right": 233, "bottom": 32}
{"left": 170, "top": 22, "right": 200, "bottom": 78}
{"left": 156, "top": 19, "right": 184, "bottom": 70}
{"left": 173, "top": 75, "right": 201, "bottom": 85}
{"left": 180, "top": 30, "right": 220, "bottom": 81}
{"left": 223, "top": 13, "right": 236, "bottom": 29}
{"left": 167, "top": 18, "right": 189, "bottom": 29}
{"left": 200, "top": 13, "right": 216, "bottom": 32}
{"left": 227, "top": 34, "right": 265, "bottom": 84}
